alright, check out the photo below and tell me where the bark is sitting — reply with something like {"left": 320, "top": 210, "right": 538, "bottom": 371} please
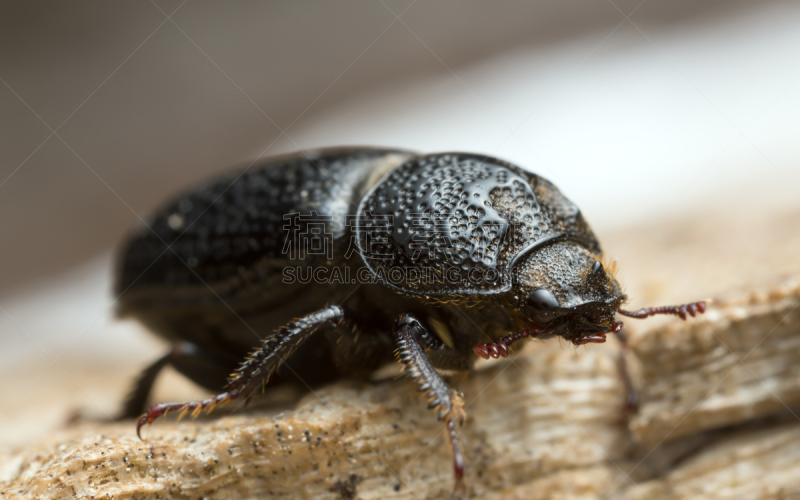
{"left": 2, "top": 205, "right": 800, "bottom": 499}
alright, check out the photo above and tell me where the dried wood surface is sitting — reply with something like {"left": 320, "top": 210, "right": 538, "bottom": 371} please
{"left": 1, "top": 204, "right": 800, "bottom": 499}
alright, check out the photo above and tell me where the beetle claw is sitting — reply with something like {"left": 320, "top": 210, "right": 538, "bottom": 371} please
{"left": 134, "top": 390, "right": 239, "bottom": 440}
{"left": 136, "top": 415, "right": 150, "bottom": 440}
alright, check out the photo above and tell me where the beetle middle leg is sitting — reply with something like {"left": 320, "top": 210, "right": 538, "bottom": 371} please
{"left": 136, "top": 304, "right": 349, "bottom": 437}
{"left": 393, "top": 313, "right": 467, "bottom": 493}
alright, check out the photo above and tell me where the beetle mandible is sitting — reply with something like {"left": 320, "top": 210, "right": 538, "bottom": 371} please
{"left": 116, "top": 148, "right": 705, "bottom": 491}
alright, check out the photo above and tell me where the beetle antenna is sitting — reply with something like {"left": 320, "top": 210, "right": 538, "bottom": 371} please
{"left": 617, "top": 301, "right": 706, "bottom": 321}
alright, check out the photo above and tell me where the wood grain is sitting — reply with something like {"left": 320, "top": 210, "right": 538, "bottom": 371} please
{"left": 2, "top": 206, "right": 800, "bottom": 499}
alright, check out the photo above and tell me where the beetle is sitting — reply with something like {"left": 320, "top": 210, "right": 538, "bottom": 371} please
{"left": 116, "top": 148, "right": 705, "bottom": 492}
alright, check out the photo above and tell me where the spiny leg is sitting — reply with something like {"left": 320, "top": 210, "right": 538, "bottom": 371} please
{"left": 119, "top": 341, "right": 234, "bottom": 420}
{"left": 394, "top": 314, "right": 466, "bottom": 493}
{"left": 136, "top": 304, "right": 348, "bottom": 438}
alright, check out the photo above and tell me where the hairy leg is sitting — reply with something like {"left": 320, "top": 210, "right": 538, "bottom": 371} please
{"left": 394, "top": 313, "right": 467, "bottom": 494}
{"left": 136, "top": 304, "right": 348, "bottom": 438}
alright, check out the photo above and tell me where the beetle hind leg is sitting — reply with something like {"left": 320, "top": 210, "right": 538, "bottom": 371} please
{"left": 136, "top": 304, "right": 349, "bottom": 438}
{"left": 394, "top": 314, "right": 467, "bottom": 493}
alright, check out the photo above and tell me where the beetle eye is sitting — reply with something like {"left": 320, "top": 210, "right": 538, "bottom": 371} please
{"left": 527, "top": 288, "right": 560, "bottom": 311}
{"left": 591, "top": 261, "right": 604, "bottom": 277}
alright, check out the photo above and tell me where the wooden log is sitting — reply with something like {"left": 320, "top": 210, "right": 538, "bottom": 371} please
{"left": 0, "top": 343, "right": 631, "bottom": 499}
{"left": 623, "top": 422, "right": 800, "bottom": 500}
{"left": 630, "top": 277, "right": 800, "bottom": 446}
{"left": 2, "top": 205, "right": 800, "bottom": 499}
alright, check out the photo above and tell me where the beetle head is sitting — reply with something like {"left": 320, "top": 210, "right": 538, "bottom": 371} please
{"left": 511, "top": 242, "right": 625, "bottom": 343}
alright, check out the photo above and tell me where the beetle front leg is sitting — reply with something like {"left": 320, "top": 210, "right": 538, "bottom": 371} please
{"left": 136, "top": 304, "right": 349, "bottom": 438}
{"left": 614, "top": 326, "right": 639, "bottom": 418}
{"left": 393, "top": 314, "right": 467, "bottom": 494}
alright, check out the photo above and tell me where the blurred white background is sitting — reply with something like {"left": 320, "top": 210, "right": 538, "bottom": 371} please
{"left": 1, "top": 0, "right": 799, "bottom": 443}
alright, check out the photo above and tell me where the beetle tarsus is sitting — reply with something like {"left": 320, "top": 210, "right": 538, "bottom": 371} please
{"left": 136, "top": 390, "right": 238, "bottom": 439}
{"left": 618, "top": 301, "right": 706, "bottom": 320}
{"left": 473, "top": 327, "right": 545, "bottom": 360}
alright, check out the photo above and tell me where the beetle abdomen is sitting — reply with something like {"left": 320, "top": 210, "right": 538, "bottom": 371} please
{"left": 116, "top": 148, "right": 412, "bottom": 314}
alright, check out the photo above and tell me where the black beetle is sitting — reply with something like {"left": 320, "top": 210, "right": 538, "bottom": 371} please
{"left": 116, "top": 148, "right": 705, "bottom": 491}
